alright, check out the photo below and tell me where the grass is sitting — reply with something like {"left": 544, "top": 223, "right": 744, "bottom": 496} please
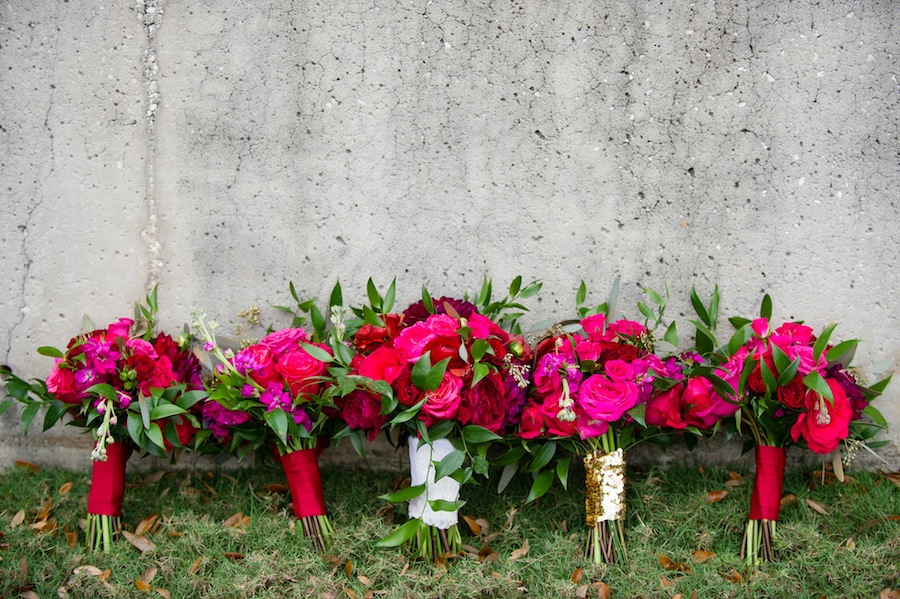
{"left": 0, "top": 458, "right": 898, "bottom": 598}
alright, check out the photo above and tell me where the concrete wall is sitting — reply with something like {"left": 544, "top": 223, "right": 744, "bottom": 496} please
{"left": 2, "top": 0, "right": 897, "bottom": 470}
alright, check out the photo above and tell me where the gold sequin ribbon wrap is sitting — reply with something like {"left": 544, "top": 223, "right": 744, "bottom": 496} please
{"left": 584, "top": 448, "right": 626, "bottom": 525}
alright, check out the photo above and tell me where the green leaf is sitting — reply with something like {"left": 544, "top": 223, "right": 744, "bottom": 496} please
{"left": 422, "top": 285, "right": 435, "bottom": 314}
{"left": 263, "top": 408, "right": 289, "bottom": 446}
{"left": 526, "top": 470, "right": 554, "bottom": 503}
{"left": 606, "top": 277, "right": 620, "bottom": 318}
{"left": 390, "top": 397, "right": 426, "bottom": 425}
{"left": 776, "top": 358, "right": 801, "bottom": 386}
{"left": 425, "top": 358, "right": 451, "bottom": 392}
{"left": 803, "top": 371, "right": 834, "bottom": 402}
{"left": 36, "top": 346, "right": 64, "bottom": 359}
{"left": 638, "top": 301, "right": 655, "bottom": 322}
{"left": 379, "top": 484, "right": 426, "bottom": 503}
{"left": 826, "top": 339, "right": 859, "bottom": 364}
{"left": 760, "top": 360, "right": 778, "bottom": 394}
{"left": 429, "top": 499, "right": 467, "bottom": 512}
{"left": 862, "top": 404, "right": 887, "bottom": 428}
{"left": 146, "top": 422, "right": 166, "bottom": 451}
{"left": 471, "top": 362, "right": 490, "bottom": 388}
{"left": 461, "top": 425, "right": 502, "bottom": 445}
{"left": 526, "top": 441, "right": 557, "bottom": 473}
{"left": 138, "top": 394, "right": 151, "bottom": 430}
{"left": 0, "top": 400, "right": 12, "bottom": 417}
{"left": 470, "top": 339, "right": 491, "bottom": 362}
{"left": 300, "top": 343, "right": 334, "bottom": 364}
{"left": 520, "top": 281, "right": 542, "bottom": 299}
{"left": 362, "top": 305, "right": 384, "bottom": 327}
{"left": 627, "top": 403, "right": 647, "bottom": 428}
{"left": 497, "top": 462, "right": 518, "bottom": 493}
{"left": 471, "top": 455, "right": 489, "bottom": 476}
{"left": 492, "top": 445, "right": 527, "bottom": 467}
{"left": 375, "top": 518, "right": 422, "bottom": 548}
{"left": 663, "top": 321, "right": 678, "bottom": 347}
{"left": 509, "top": 275, "right": 522, "bottom": 298}
{"left": 21, "top": 403, "right": 41, "bottom": 435}
{"left": 434, "top": 449, "right": 466, "bottom": 481}
{"left": 760, "top": 294, "right": 772, "bottom": 319}
{"left": 329, "top": 280, "right": 343, "bottom": 310}
{"left": 645, "top": 288, "right": 665, "bottom": 306}
{"left": 556, "top": 457, "right": 570, "bottom": 490}
{"left": 575, "top": 281, "right": 587, "bottom": 306}
{"left": 149, "top": 403, "right": 187, "bottom": 420}
{"left": 726, "top": 324, "right": 752, "bottom": 357}
{"left": 813, "top": 323, "right": 839, "bottom": 361}
{"left": 367, "top": 278, "right": 383, "bottom": 312}
{"left": 41, "top": 400, "right": 68, "bottom": 432}
{"left": 770, "top": 343, "right": 792, "bottom": 374}
{"left": 383, "top": 278, "right": 397, "bottom": 314}
{"left": 127, "top": 412, "right": 142, "bottom": 445}
{"left": 427, "top": 420, "right": 455, "bottom": 440}
{"left": 411, "top": 352, "right": 432, "bottom": 391}
{"left": 690, "top": 286, "right": 711, "bottom": 327}
{"left": 86, "top": 383, "right": 118, "bottom": 401}
{"left": 708, "top": 284, "right": 720, "bottom": 329}
{"left": 309, "top": 305, "right": 326, "bottom": 341}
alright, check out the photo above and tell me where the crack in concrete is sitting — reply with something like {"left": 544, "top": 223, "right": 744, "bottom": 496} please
{"left": 136, "top": 0, "right": 164, "bottom": 291}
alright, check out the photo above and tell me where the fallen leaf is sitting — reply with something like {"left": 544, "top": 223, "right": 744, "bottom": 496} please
{"left": 143, "top": 471, "right": 166, "bottom": 485}
{"left": 595, "top": 581, "right": 611, "bottom": 599}
{"left": 476, "top": 518, "right": 490, "bottom": 534}
{"left": 780, "top": 493, "right": 799, "bottom": 507}
{"left": 122, "top": 531, "right": 156, "bottom": 553}
{"left": 20, "top": 555, "right": 27, "bottom": 577}
{"left": 505, "top": 508, "right": 517, "bottom": 530}
{"left": 861, "top": 515, "right": 900, "bottom": 530}
{"left": 156, "top": 589, "right": 171, "bottom": 599}
{"left": 15, "top": 460, "right": 41, "bottom": 472}
{"left": 844, "top": 537, "right": 855, "bottom": 550}
{"left": 65, "top": 528, "right": 77, "bottom": 548}
{"left": 188, "top": 558, "right": 202, "bottom": 575}
{"left": 135, "top": 514, "right": 159, "bottom": 537}
{"left": 135, "top": 578, "right": 151, "bottom": 593}
{"left": 259, "top": 483, "right": 290, "bottom": 493}
{"left": 99, "top": 569, "right": 112, "bottom": 582}
{"left": 706, "top": 490, "right": 728, "bottom": 504}
{"left": 140, "top": 566, "right": 158, "bottom": 584}
{"left": 482, "top": 551, "right": 500, "bottom": 564}
{"left": 659, "top": 555, "right": 691, "bottom": 572}
{"left": 345, "top": 560, "right": 353, "bottom": 577}
{"left": 571, "top": 567, "right": 583, "bottom": 584}
{"left": 343, "top": 588, "right": 361, "bottom": 599}
{"left": 806, "top": 499, "right": 829, "bottom": 515}
{"left": 879, "top": 588, "right": 900, "bottom": 599}
{"left": 223, "top": 512, "right": 244, "bottom": 529}
{"left": 223, "top": 552, "right": 245, "bottom": 561}
{"left": 20, "top": 591, "right": 39, "bottom": 599}
{"left": 691, "top": 549, "right": 716, "bottom": 563}
{"left": 575, "top": 584, "right": 589, "bottom": 598}
{"left": 697, "top": 466, "right": 706, "bottom": 476}
{"left": 36, "top": 497, "right": 52, "bottom": 521}
{"left": 74, "top": 566, "right": 104, "bottom": 577}
{"left": 10, "top": 509, "right": 25, "bottom": 529}
{"left": 882, "top": 471, "right": 900, "bottom": 486}
{"left": 659, "top": 576, "right": 675, "bottom": 588}
{"left": 59, "top": 482, "right": 74, "bottom": 495}
{"left": 691, "top": 592, "right": 699, "bottom": 599}
{"left": 358, "top": 575, "right": 371, "bottom": 586}
{"left": 462, "top": 515, "right": 481, "bottom": 536}
{"left": 728, "top": 470, "right": 744, "bottom": 481}
{"left": 509, "top": 538, "right": 529, "bottom": 560}
{"left": 723, "top": 569, "right": 743, "bottom": 584}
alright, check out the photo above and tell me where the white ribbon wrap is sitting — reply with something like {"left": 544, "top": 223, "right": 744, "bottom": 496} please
{"left": 407, "top": 437, "right": 461, "bottom": 529}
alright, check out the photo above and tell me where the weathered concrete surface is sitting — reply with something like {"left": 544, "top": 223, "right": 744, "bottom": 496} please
{"left": 1, "top": 1, "right": 897, "bottom": 470}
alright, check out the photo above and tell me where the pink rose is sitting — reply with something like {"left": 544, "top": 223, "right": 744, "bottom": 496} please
{"left": 578, "top": 375, "right": 639, "bottom": 425}
{"left": 645, "top": 384, "right": 687, "bottom": 429}
{"left": 604, "top": 359, "right": 635, "bottom": 382}
{"left": 420, "top": 374, "right": 463, "bottom": 427}
{"left": 357, "top": 346, "right": 407, "bottom": 385}
{"left": 574, "top": 339, "right": 604, "bottom": 363}
{"left": 790, "top": 379, "right": 852, "bottom": 454}
{"left": 425, "top": 314, "right": 460, "bottom": 337}
{"left": 260, "top": 328, "right": 308, "bottom": 356}
{"left": 607, "top": 319, "right": 647, "bottom": 340}
{"left": 467, "top": 313, "right": 504, "bottom": 340}
{"left": 773, "top": 322, "right": 815, "bottom": 346}
{"left": 580, "top": 314, "right": 610, "bottom": 342}
{"left": 751, "top": 318, "right": 770, "bottom": 338}
{"left": 394, "top": 321, "right": 437, "bottom": 360}
{"left": 682, "top": 376, "right": 739, "bottom": 429}
{"left": 46, "top": 362, "right": 82, "bottom": 404}
{"left": 106, "top": 317, "right": 134, "bottom": 339}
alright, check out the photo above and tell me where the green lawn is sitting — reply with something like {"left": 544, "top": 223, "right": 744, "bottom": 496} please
{"left": 1, "top": 459, "right": 897, "bottom": 598}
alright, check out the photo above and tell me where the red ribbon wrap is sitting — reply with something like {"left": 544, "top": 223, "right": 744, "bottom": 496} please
{"left": 86, "top": 442, "right": 131, "bottom": 517}
{"left": 281, "top": 449, "right": 327, "bottom": 518}
{"left": 749, "top": 445, "right": 786, "bottom": 521}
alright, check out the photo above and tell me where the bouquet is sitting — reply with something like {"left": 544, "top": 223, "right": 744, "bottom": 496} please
{"left": 516, "top": 282, "right": 727, "bottom": 564}
{"left": 358, "top": 277, "right": 537, "bottom": 561}
{"left": 691, "top": 290, "right": 891, "bottom": 564}
{"left": 1, "top": 288, "right": 204, "bottom": 551}
{"left": 191, "top": 283, "right": 363, "bottom": 551}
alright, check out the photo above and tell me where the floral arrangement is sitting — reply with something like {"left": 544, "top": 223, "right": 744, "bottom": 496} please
{"left": 0, "top": 288, "right": 204, "bottom": 551}
{"left": 689, "top": 289, "right": 891, "bottom": 564}
{"left": 356, "top": 277, "right": 538, "bottom": 561}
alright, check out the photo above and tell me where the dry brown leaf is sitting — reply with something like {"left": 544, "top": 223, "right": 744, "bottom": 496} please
{"left": 74, "top": 565, "right": 103, "bottom": 577}
{"left": 156, "top": 589, "right": 171, "bottom": 599}
{"left": 659, "top": 555, "right": 691, "bottom": 572}
{"left": 691, "top": 549, "right": 716, "bottom": 563}
{"left": 224, "top": 552, "right": 245, "bottom": 561}
{"left": 879, "top": 588, "right": 900, "bottom": 599}
{"left": 166, "top": 531, "right": 183, "bottom": 538}
{"left": 861, "top": 515, "right": 900, "bottom": 530}
{"left": 58, "top": 482, "right": 74, "bottom": 495}
{"left": 65, "top": 528, "right": 77, "bottom": 548}
{"left": 882, "top": 471, "right": 900, "bottom": 487}
{"left": 575, "top": 584, "right": 589, "bottom": 598}
{"left": 595, "top": 581, "right": 611, "bottom": 599}
{"left": 482, "top": 551, "right": 500, "bottom": 564}
{"left": 343, "top": 588, "right": 361, "bottom": 599}
{"left": 188, "top": 558, "right": 202, "bottom": 575}
{"left": 99, "top": 569, "right": 112, "bottom": 582}
{"left": 673, "top": 595, "right": 683, "bottom": 599}
{"left": 571, "top": 567, "right": 583, "bottom": 584}
{"left": 659, "top": 576, "right": 675, "bottom": 588}
{"left": 462, "top": 515, "right": 481, "bottom": 536}
{"left": 135, "top": 578, "right": 151, "bottom": 593}
{"left": 505, "top": 508, "right": 517, "bottom": 530}
{"left": 723, "top": 569, "right": 743, "bottom": 584}
{"left": 706, "top": 490, "right": 728, "bottom": 504}
{"left": 15, "top": 460, "right": 41, "bottom": 472}
{"left": 19, "top": 591, "right": 39, "bottom": 599}
{"left": 509, "top": 538, "right": 529, "bottom": 560}
{"left": 10, "top": 509, "right": 25, "bottom": 529}
{"left": 806, "top": 499, "right": 829, "bottom": 515}
{"left": 697, "top": 466, "right": 706, "bottom": 476}
{"left": 357, "top": 575, "right": 371, "bottom": 586}
{"left": 728, "top": 470, "right": 743, "bottom": 481}
{"left": 134, "top": 514, "right": 159, "bottom": 537}
{"left": 122, "top": 531, "right": 156, "bottom": 553}
{"left": 143, "top": 471, "right": 166, "bottom": 485}
{"left": 19, "top": 555, "right": 28, "bottom": 577}
{"left": 223, "top": 512, "right": 244, "bottom": 529}
{"left": 780, "top": 493, "right": 799, "bottom": 507}
{"left": 691, "top": 592, "right": 699, "bottom": 599}
{"left": 476, "top": 518, "right": 490, "bottom": 533}
{"left": 344, "top": 560, "right": 353, "bottom": 577}
{"left": 845, "top": 537, "right": 856, "bottom": 550}
{"left": 36, "top": 497, "right": 52, "bottom": 521}
{"left": 140, "top": 566, "right": 158, "bottom": 584}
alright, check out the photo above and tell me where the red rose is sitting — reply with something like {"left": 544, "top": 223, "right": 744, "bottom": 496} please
{"left": 423, "top": 335, "right": 468, "bottom": 376}
{"left": 393, "top": 366, "right": 425, "bottom": 407}
{"left": 458, "top": 373, "right": 508, "bottom": 433}
{"left": 338, "top": 390, "right": 387, "bottom": 441}
{"left": 777, "top": 377, "right": 806, "bottom": 410}
{"left": 682, "top": 376, "right": 738, "bottom": 429}
{"left": 277, "top": 347, "right": 328, "bottom": 398}
{"left": 518, "top": 401, "right": 546, "bottom": 439}
{"left": 790, "top": 379, "right": 852, "bottom": 454}
{"left": 645, "top": 384, "right": 687, "bottom": 429}
{"left": 357, "top": 346, "right": 406, "bottom": 385}
{"left": 46, "top": 362, "right": 81, "bottom": 404}
{"left": 595, "top": 341, "right": 640, "bottom": 367}
{"left": 127, "top": 353, "right": 158, "bottom": 382}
